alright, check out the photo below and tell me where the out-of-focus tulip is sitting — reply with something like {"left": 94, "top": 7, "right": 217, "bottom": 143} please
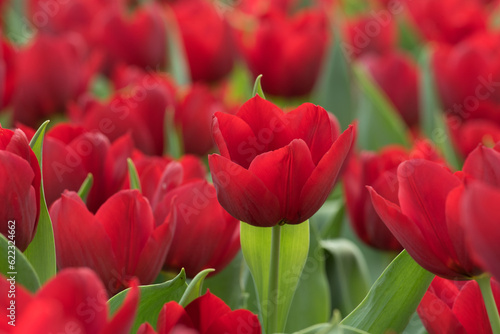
{"left": 359, "top": 51, "right": 420, "bottom": 127}
{"left": 344, "top": 141, "right": 442, "bottom": 251}
{"left": 12, "top": 32, "right": 90, "bottom": 127}
{"left": 368, "top": 159, "right": 482, "bottom": 279}
{"left": 209, "top": 96, "right": 353, "bottom": 227}
{"left": 404, "top": 0, "right": 487, "bottom": 45}
{"left": 448, "top": 117, "right": 500, "bottom": 157}
{"left": 237, "top": 10, "right": 329, "bottom": 97}
{"left": 0, "top": 268, "right": 139, "bottom": 333}
{"left": 50, "top": 190, "right": 175, "bottom": 295}
{"left": 0, "top": 126, "right": 40, "bottom": 251}
{"left": 418, "top": 277, "right": 500, "bottom": 334}
{"left": 137, "top": 291, "right": 261, "bottom": 334}
{"left": 236, "top": 0, "right": 297, "bottom": 15}
{"left": 1, "top": 38, "right": 15, "bottom": 109}
{"left": 171, "top": 0, "right": 236, "bottom": 83}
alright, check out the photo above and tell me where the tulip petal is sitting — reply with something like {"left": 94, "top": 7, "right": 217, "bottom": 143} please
{"left": 212, "top": 111, "right": 260, "bottom": 169}
{"left": 102, "top": 280, "right": 140, "bottom": 334}
{"left": 184, "top": 291, "right": 231, "bottom": 333}
{"left": 208, "top": 154, "right": 280, "bottom": 227}
{"left": 453, "top": 280, "right": 492, "bottom": 334}
{"left": 248, "top": 139, "right": 315, "bottom": 224}
{"left": 462, "top": 182, "right": 500, "bottom": 281}
{"left": 0, "top": 274, "right": 32, "bottom": 333}
{"left": 157, "top": 301, "right": 194, "bottom": 333}
{"left": 205, "top": 309, "right": 261, "bottom": 334}
{"left": 368, "top": 187, "right": 458, "bottom": 278}
{"left": 463, "top": 145, "right": 500, "bottom": 187}
{"left": 137, "top": 323, "right": 157, "bottom": 334}
{"left": 299, "top": 125, "right": 353, "bottom": 223}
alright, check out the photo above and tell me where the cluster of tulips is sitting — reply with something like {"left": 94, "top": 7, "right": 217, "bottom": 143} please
{"left": 1, "top": 0, "right": 500, "bottom": 333}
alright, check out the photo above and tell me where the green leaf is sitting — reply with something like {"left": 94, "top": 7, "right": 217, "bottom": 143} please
{"left": 312, "top": 26, "right": 354, "bottom": 130}
{"left": 322, "top": 239, "right": 371, "bottom": 316}
{"left": 179, "top": 268, "right": 214, "bottom": 307}
{"left": 25, "top": 120, "right": 57, "bottom": 284}
{"left": 341, "top": 250, "right": 435, "bottom": 333}
{"left": 419, "top": 48, "right": 461, "bottom": 170}
{"left": 164, "top": 9, "right": 190, "bottom": 86}
{"left": 252, "top": 74, "right": 266, "bottom": 99}
{"left": 0, "top": 234, "right": 40, "bottom": 293}
{"left": 354, "top": 65, "right": 411, "bottom": 151}
{"left": 225, "top": 63, "right": 254, "bottom": 104}
{"left": 127, "top": 158, "right": 142, "bottom": 192}
{"left": 240, "top": 221, "right": 310, "bottom": 333}
{"left": 108, "top": 269, "right": 187, "bottom": 332}
{"left": 90, "top": 75, "right": 113, "bottom": 100}
{"left": 285, "top": 222, "right": 331, "bottom": 332}
{"left": 164, "top": 109, "right": 184, "bottom": 159}
{"left": 3, "top": 0, "right": 32, "bottom": 45}
{"left": 77, "top": 173, "right": 93, "bottom": 203}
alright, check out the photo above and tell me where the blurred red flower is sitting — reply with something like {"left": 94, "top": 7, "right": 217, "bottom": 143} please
{"left": 209, "top": 96, "right": 353, "bottom": 227}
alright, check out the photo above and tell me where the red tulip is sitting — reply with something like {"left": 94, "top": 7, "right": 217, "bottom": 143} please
{"left": 358, "top": 51, "right": 420, "bottom": 127}
{"left": 50, "top": 189, "right": 175, "bottom": 295}
{"left": 343, "top": 141, "right": 442, "bottom": 251}
{"left": 404, "top": 0, "right": 487, "bottom": 45}
{"left": 0, "top": 126, "right": 41, "bottom": 251}
{"left": 418, "top": 277, "right": 500, "bottom": 334}
{"left": 209, "top": 96, "right": 353, "bottom": 227}
{"left": 236, "top": 10, "right": 329, "bottom": 97}
{"left": 0, "top": 38, "right": 15, "bottom": 109}
{"left": 12, "top": 32, "right": 91, "bottom": 127}
{"left": 236, "top": 0, "right": 297, "bottom": 15}
{"left": 0, "top": 268, "right": 139, "bottom": 333}
{"left": 368, "top": 159, "right": 482, "bottom": 279}
{"left": 171, "top": 0, "right": 236, "bottom": 83}
{"left": 448, "top": 117, "right": 500, "bottom": 157}
{"left": 137, "top": 291, "right": 261, "bottom": 334}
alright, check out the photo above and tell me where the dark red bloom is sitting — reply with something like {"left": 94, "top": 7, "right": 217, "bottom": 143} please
{"left": 0, "top": 268, "right": 139, "bottom": 333}
{"left": 236, "top": 10, "right": 329, "bottom": 97}
{"left": 448, "top": 117, "right": 500, "bottom": 157}
{"left": 418, "top": 277, "right": 500, "bottom": 334}
{"left": 359, "top": 51, "right": 420, "bottom": 127}
{"left": 171, "top": 0, "right": 236, "bottom": 83}
{"left": 50, "top": 190, "right": 175, "bottom": 295}
{"left": 209, "top": 96, "right": 353, "bottom": 227}
{"left": 344, "top": 141, "right": 442, "bottom": 251}
{"left": 405, "top": 0, "right": 487, "bottom": 45}
{"left": 0, "top": 126, "right": 41, "bottom": 251}
{"left": 0, "top": 38, "right": 15, "bottom": 109}
{"left": 137, "top": 291, "right": 261, "bottom": 334}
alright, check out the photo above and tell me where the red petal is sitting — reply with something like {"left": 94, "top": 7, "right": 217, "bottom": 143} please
{"left": 299, "top": 125, "right": 353, "bottom": 222}
{"left": 453, "top": 280, "right": 493, "bottom": 334}
{"left": 463, "top": 145, "right": 500, "bottom": 187}
{"left": 208, "top": 154, "right": 280, "bottom": 227}
{"left": 205, "top": 309, "right": 261, "bottom": 334}
{"left": 0, "top": 274, "right": 32, "bottom": 333}
{"left": 184, "top": 291, "right": 231, "bottom": 333}
{"left": 102, "top": 280, "right": 140, "bottom": 334}
{"left": 157, "top": 302, "right": 194, "bottom": 333}
{"left": 462, "top": 182, "right": 500, "bottom": 281}
{"left": 248, "top": 139, "right": 315, "bottom": 224}
{"left": 137, "top": 323, "right": 157, "bottom": 334}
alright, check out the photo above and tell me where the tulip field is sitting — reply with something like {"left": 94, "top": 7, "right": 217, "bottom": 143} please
{"left": 2, "top": 0, "right": 500, "bottom": 333}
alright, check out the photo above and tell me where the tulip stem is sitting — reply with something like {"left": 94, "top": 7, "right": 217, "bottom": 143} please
{"left": 477, "top": 275, "right": 500, "bottom": 334}
{"left": 267, "top": 224, "right": 281, "bottom": 334}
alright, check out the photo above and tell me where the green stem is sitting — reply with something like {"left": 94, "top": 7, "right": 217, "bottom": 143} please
{"left": 476, "top": 275, "right": 500, "bottom": 334}
{"left": 266, "top": 225, "right": 281, "bottom": 334}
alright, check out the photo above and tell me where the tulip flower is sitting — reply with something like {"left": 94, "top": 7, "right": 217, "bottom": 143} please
{"left": 1, "top": 38, "right": 15, "bottom": 109}
{"left": 236, "top": 10, "right": 329, "bottom": 97}
{"left": 0, "top": 268, "right": 139, "bottom": 333}
{"left": 209, "top": 96, "right": 353, "bottom": 227}
{"left": 50, "top": 189, "right": 175, "bottom": 295}
{"left": 358, "top": 51, "right": 420, "bottom": 128}
{"left": 0, "top": 126, "right": 41, "bottom": 251}
{"left": 418, "top": 277, "right": 500, "bottom": 334}
{"left": 448, "top": 118, "right": 500, "bottom": 157}
{"left": 137, "top": 291, "right": 261, "bottom": 334}
{"left": 171, "top": 0, "right": 236, "bottom": 83}
{"left": 344, "top": 141, "right": 442, "bottom": 251}
{"left": 368, "top": 159, "right": 482, "bottom": 279}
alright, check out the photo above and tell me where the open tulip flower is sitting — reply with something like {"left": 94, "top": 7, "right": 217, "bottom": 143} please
{"left": 209, "top": 95, "right": 354, "bottom": 227}
{"left": 50, "top": 189, "right": 175, "bottom": 295}
{"left": 0, "top": 268, "right": 139, "bottom": 333}
{"left": 137, "top": 291, "right": 261, "bottom": 334}
{"left": 0, "top": 126, "right": 41, "bottom": 252}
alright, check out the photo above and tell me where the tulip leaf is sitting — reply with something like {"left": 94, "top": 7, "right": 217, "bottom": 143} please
{"left": 164, "top": 109, "right": 184, "bottom": 159}
{"left": 179, "top": 268, "right": 215, "bottom": 307}
{"left": 0, "top": 234, "right": 40, "bottom": 293}
{"left": 77, "top": 173, "right": 93, "bottom": 203}
{"left": 340, "top": 250, "right": 434, "bottom": 333}
{"left": 240, "top": 221, "right": 310, "bottom": 333}
{"left": 3, "top": 0, "right": 32, "bottom": 45}
{"left": 164, "top": 8, "right": 191, "bottom": 86}
{"left": 419, "top": 48, "right": 461, "bottom": 170}
{"left": 322, "top": 239, "right": 371, "bottom": 317}
{"left": 285, "top": 222, "right": 331, "bottom": 332}
{"left": 226, "top": 63, "right": 254, "bottom": 103}
{"left": 127, "top": 158, "right": 142, "bottom": 192}
{"left": 108, "top": 269, "right": 187, "bottom": 333}
{"left": 252, "top": 74, "right": 266, "bottom": 99}
{"left": 354, "top": 65, "right": 411, "bottom": 151}
{"left": 312, "top": 26, "right": 355, "bottom": 130}
{"left": 25, "top": 120, "right": 57, "bottom": 284}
